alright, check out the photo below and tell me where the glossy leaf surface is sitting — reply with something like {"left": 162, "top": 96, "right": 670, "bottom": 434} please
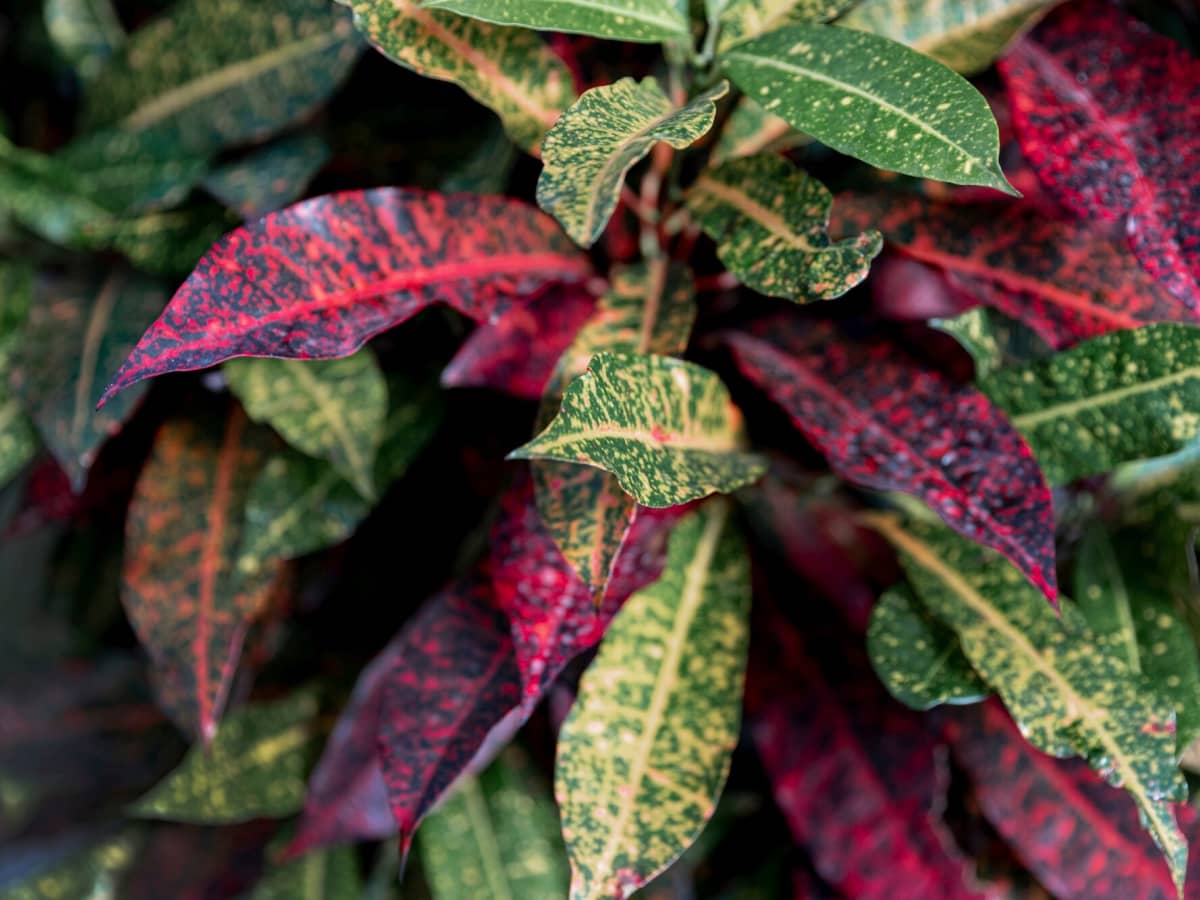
{"left": 713, "top": 0, "right": 853, "bottom": 52}
{"left": 422, "top": 0, "right": 690, "bottom": 43}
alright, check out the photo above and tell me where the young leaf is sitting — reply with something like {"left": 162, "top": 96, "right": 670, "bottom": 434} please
{"left": 979, "top": 324, "right": 1200, "bottom": 483}
{"left": 345, "top": 0, "right": 575, "bottom": 152}
{"left": 43, "top": 0, "right": 124, "bottom": 80}
{"left": 556, "top": 500, "right": 750, "bottom": 900}
{"left": 122, "top": 410, "right": 284, "bottom": 743}
{"left": 686, "top": 154, "right": 881, "bottom": 301}
{"left": 130, "top": 692, "right": 317, "bottom": 823}
{"left": 99, "top": 188, "right": 590, "bottom": 406}
{"left": 930, "top": 305, "right": 1052, "bottom": 379}
{"left": 713, "top": 0, "right": 854, "bottom": 53}
{"left": 999, "top": 1, "right": 1200, "bottom": 306}
{"left": 511, "top": 352, "right": 766, "bottom": 508}
{"left": 202, "top": 134, "right": 331, "bottom": 220}
{"left": 722, "top": 25, "right": 1014, "bottom": 193}
{"left": 81, "top": 0, "right": 363, "bottom": 156}
{"left": 725, "top": 325, "right": 1057, "bottom": 603}
{"left": 249, "top": 846, "right": 361, "bottom": 900}
{"left": 537, "top": 78, "right": 728, "bottom": 247}
{"left": 419, "top": 749, "right": 569, "bottom": 900}
{"left": 421, "top": 0, "right": 690, "bottom": 43}
{"left": 840, "top": 0, "right": 1058, "bottom": 76}
{"left": 710, "top": 96, "right": 807, "bottom": 165}
{"left": 224, "top": 352, "right": 388, "bottom": 499}
{"left": 0, "top": 262, "right": 37, "bottom": 489}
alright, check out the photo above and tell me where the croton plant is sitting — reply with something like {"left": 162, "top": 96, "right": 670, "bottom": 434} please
{"left": 1, "top": 0, "right": 1199, "bottom": 896}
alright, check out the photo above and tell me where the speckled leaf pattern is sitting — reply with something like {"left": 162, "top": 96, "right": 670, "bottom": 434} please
{"left": 556, "top": 501, "right": 750, "bottom": 900}
{"left": 722, "top": 25, "right": 1014, "bottom": 193}
{"left": 249, "top": 845, "right": 361, "bottom": 900}
{"left": 710, "top": 97, "right": 807, "bottom": 165}
{"left": 0, "top": 833, "right": 139, "bottom": 900}
{"left": 122, "top": 410, "right": 284, "bottom": 743}
{"left": 225, "top": 352, "right": 387, "bottom": 499}
{"left": 725, "top": 324, "right": 1057, "bottom": 602}
{"left": 130, "top": 691, "right": 317, "bottom": 823}
{"left": 687, "top": 154, "right": 881, "bottom": 300}
{"left": 8, "top": 270, "right": 165, "bottom": 492}
{"left": 999, "top": 1, "right": 1200, "bottom": 307}
{"left": 866, "top": 513, "right": 1189, "bottom": 892}
{"left": 713, "top": 0, "right": 853, "bottom": 52}
{"left": 0, "top": 262, "right": 37, "bottom": 488}
{"left": 533, "top": 262, "right": 696, "bottom": 592}
{"left": 979, "top": 324, "right": 1200, "bottom": 484}
{"left": 81, "top": 0, "right": 362, "bottom": 156}
{"left": 512, "top": 352, "right": 765, "bottom": 508}
{"left": 203, "top": 134, "right": 330, "bottom": 220}
{"left": 419, "top": 748, "right": 569, "bottom": 900}
{"left": 537, "top": 79, "right": 728, "bottom": 247}
{"left": 840, "top": 0, "right": 1058, "bottom": 75}
{"left": 100, "top": 188, "right": 590, "bottom": 405}
{"left": 930, "top": 305, "right": 1052, "bottom": 379}
{"left": 43, "top": 0, "right": 124, "bottom": 80}
{"left": 346, "top": 0, "right": 574, "bottom": 152}
{"left": 867, "top": 585, "right": 988, "bottom": 710}
{"left": 422, "top": 0, "right": 689, "bottom": 42}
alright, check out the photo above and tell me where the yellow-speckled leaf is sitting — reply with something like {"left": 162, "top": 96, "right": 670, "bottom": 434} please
{"left": 686, "top": 153, "right": 881, "bottom": 300}
{"left": 346, "top": 0, "right": 574, "bottom": 152}
{"left": 225, "top": 351, "right": 387, "bottom": 500}
{"left": 512, "top": 352, "right": 765, "bottom": 508}
{"left": 712, "top": 0, "right": 854, "bottom": 52}
{"left": 419, "top": 748, "right": 569, "bottom": 900}
{"left": 555, "top": 500, "right": 750, "bottom": 900}
{"left": 710, "top": 96, "right": 808, "bottom": 165}
{"left": 840, "top": 0, "right": 1060, "bottom": 75}
{"left": 422, "top": 0, "right": 690, "bottom": 43}
{"left": 0, "top": 262, "right": 36, "bottom": 489}
{"left": 866, "top": 513, "right": 1190, "bottom": 892}
{"left": 0, "top": 833, "right": 139, "bottom": 900}
{"left": 537, "top": 78, "right": 729, "bottom": 247}
{"left": 930, "top": 305, "right": 1052, "bottom": 379}
{"left": 44, "top": 0, "right": 124, "bottom": 81}
{"left": 533, "top": 262, "right": 696, "bottom": 591}
{"left": 130, "top": 691, "right": 318, "bottom": 824}
{"left": 249, "top": 846, "right": 361, "bottom": 900}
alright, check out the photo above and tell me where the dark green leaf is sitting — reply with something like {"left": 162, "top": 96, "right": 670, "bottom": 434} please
{"left": 930, "top": 305, "right": 1052, "bottom": 379}
{"left": 422, "top": 0, "right": 691, "bottom": 43}
{"left": 203, "top": 134, "right": 330, "bottom": 220}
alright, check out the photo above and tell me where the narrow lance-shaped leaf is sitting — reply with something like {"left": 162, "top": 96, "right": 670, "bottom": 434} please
{"left": 130, "top": 691, "right": 318, "bottom": 823}
{"left": 865, "top": 513, "right": 1189, "bottom": 892}
{"left": 249, "top": 846, "right": 361, "bottom": 900}
{"left": 722, "top": 25, "right": 1015, "bottom": 193}
{"left": 0, "top": 262, "right": 37, "bottom": 489}
{"left": 979, "top": 324, "right": 1200, "bottom": 484}
{"left": 512, "top": 352, "right": 766, "bottom": 508}
{"left": 537, "top": 79, "right": 728, "bottom": 247}
{"left": 346, "top": 0, "right": 575, "bottom": 152}
{"left": 556, "top": 500, "right": 751, "bottom": 900}
{"left": 713, "top": 0, "right": 854, "bottom": 52}
{"left": 421, "top": 0, "right": 690, "bottom": 43}
{"left": 99, "top": 188, "right": 590, "bottom": 406}
{"left": 202, "top": 134, "right": 330, "bottom": 220}
{"left": 43, "top": 0, "right": 124, "bottom": 80}
{"left": 686, "top": 154, "right": 881, "bottom": 301}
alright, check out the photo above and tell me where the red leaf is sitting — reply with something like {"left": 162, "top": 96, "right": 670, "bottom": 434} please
{"left": 833, "top": 190, "right": 1192, "bottom": 349}
{"left": 99, "top": 189, "right": 591, "bottom": 405}
{"left": 725, "top": 322, "right": 1057, "bottom": 604}
{"left": 999, "top": 1, "right": 1200, "bottom": 308}
{"left": 441, "top": 286, "right": 595, "bottom": 399}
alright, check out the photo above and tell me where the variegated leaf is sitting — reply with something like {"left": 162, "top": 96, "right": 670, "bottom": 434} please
{"left": 555, "top": 501, "right": 750, "bottom": 900}
{"left": 0, "top": 262, "right": 37, "bottom": 489}
{"left": 710, "top": 96, "right": 807, "bottom": 165}
{"left": 537, "top": 79, "right": 728, "bottom": 247}
{"left": 224, "top": 351, "right": 388, "bottom": 499}
{"left": 249, "top": 845, "right": 361, "bottom": 900}
{"left": 712, "top": 0, "right": 854, "bottom": 52}
{"left": 930, "top": 304, "right": 1051, "bottom": 379}
{"left": 512, "top": 352, "right": 765, "bottom": 508}
{"left": 686, "top": 154, "right": 881, "bottom": 300}
{"left": 346, "top": 0, "right": 574, "bottom": 152}
{"left": 130, "top": 692, "right": 318, "bottom": 823}
{"left": 422, "top": 0, "right": 690, "bottom": 43}
{"left": 979, "top": 324, "right": 1200, "bottom": 484}
{"left": 43, "top": 0, "right": 124, "bottom": 80}
{"left": 722, "top": 25, "right": 1014, "bottom": 193}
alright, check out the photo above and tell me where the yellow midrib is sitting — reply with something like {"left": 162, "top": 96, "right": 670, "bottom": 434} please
{"left": 1009, "top": 366, "right": 1200, "bottom": 429}
{"left": 910, "top": 0, "right": 1051, "bottom": 55}
{"left": 526, "top": 424, "right": 740, "bottom": 456}
{"left": 289, "top": 361, "right": 373, "bottom": 493}
{"left": 693, "top": 173, "right": 820, "bottom": 252}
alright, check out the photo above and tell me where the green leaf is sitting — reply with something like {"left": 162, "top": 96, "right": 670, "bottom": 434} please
{"left": 555, "top": 500, "right": 750, "bottom": 900}
{"left": 511, "top": 352, "right": 766, "bottom": 508}
{"left": 422, "top": 0, "right": 690, "bottom": 43}
{"left": 839, "top": 0, "right": 1058, "bottom": 75}
{"left": 203, "top": 134, "right": 330, "bottom": 220}
{"left": 686, "top": 153, "right": 881, "bottom": 300}
{"left": 225, "top": 351, "right": 388, "bottom": 499}
{"left": 978, "top": 324, "right": 1200, "bottom": 484}
{"left": 130, "top": 692, "right": 318, "bottom": 824}
{"left": 866, "top": 512, "right": 1189, "bottom": 893}
{"left": 0, "top": 833, "right": 139, "bottom": 900}
{"left": 347, "top": 0, "right": 575, "bottom": 152}
{"left": 710, "top": 96, "right": 808, "bottom": 165}
{"left": 867, "top": 585, "right": 988, "bottom": 710}
{"left": 721, "top": 24, "right": 1015, "bottom": 193}
{"left": 43, "top": 0, "right": 124, "bottom": 80}
{"left": 249, "top": 846, "right": 361, "bottom": 900}
{"left": 712, "top": 0, "right": 854, "bottom": 52}
{"left": 537, "top": 78, "right": 729, "bottom": 247}
{"left": 930, "top": 305, "right": 1052, "bottom": 379}
{"left": 419, "top": 748, "right": 569, "bottom": 900}
{"left": 0, "top": 262, "right": 37, "bottom": 489}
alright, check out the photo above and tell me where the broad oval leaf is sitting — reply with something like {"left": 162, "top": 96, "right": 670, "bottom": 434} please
{"left": 725, "top": 324, "right": 1057, "bottom": 603}
{"left": 511, "top": 352, "right": 766, "bottom": 508}
{"left": 686, "top": 154, "right": 881, "bottom": 301}
{"left": 979, "top": 324, "right": 1200, "bottom": 484}
{"left": 99, "top": 188, "right": 590, "bottom": 406}
{"left": 713, "top": 0, "right": 854, "bottom": 52}
{"left": 556, "top": 501, "right": 750, "bottom": 900}
{"left": 203, "top": 134, "right": 330, "bottom": 220}
{"left": 346, "top": 0, "right": 575, "bottom": 152}
{"left": 722, "top": 25, "right": 1015, "bottom": 193}
{"left": 421, "top": 0, "right": 690, "bottom": 43}
{"left": 130, "top": 692, "right": 318, "bottom": 823}
{"left": 537, "top": 78, "right": 728, "bottom": 247}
